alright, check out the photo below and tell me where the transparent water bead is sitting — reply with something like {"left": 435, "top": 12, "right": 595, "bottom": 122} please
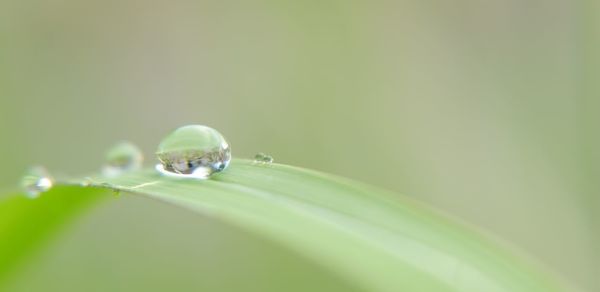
{"left": 80, "top": 177, "right": 93, "bottom": 187}
{"left": 155, "top": 125, "right": 231, "bottom": 179}
{"left": 253, "top": 152, "right": 274, "bottom": 164}
{"left": 20, "top": 166, "right": 54, "bottom": 199}
{"left": 102, "top": 141, "right": 143, "bottom": 177}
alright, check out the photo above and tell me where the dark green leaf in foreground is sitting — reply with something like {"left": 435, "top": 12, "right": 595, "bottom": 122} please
{"left": 0, "top": 159, "right": 564, "bottom": 292}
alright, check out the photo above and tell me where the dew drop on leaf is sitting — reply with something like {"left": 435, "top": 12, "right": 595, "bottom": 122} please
{"left": 80, "top": 177, "right": 93, "bottom": 187}
{"left": 155, "top": 125, "right": 231, "bottom": 179}
{"left": 253, "top": 152, "right": 274, "bottom": 164}
{"left": 102, "top": 141, "right": 143, "bottom": 177}
{"left": 20, "top": 166, "right": 54, "bottom": 199}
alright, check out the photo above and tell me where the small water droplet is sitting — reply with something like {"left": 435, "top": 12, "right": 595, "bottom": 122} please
{"left": 20, "top": 166, "right": 54, "bottom": 199}
{"left": 155, "top": 125, "right": 231, "bottom": 179}
{"left": 80, "top": 177, "right": 93, "bottom": 187}
{"left": 102, "top": 141, "right": 143, "bottom": 177}
{"left": 253, "top": 152, "right": 274, "bottom": 164}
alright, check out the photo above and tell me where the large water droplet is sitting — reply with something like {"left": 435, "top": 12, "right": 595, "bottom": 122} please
{"left": 155, "top": 125, "right": 231, "bottom": 179}
{"left": 20, "top": 166, "right": 54, "bottom": 198}
{"left": 253, "top": 152, "right": 274, "bottom": 164}
{"left": 102, "top": 141, "right": 143, "bottom": 177}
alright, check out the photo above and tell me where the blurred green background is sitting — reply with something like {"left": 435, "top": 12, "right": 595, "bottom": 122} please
{"left": 0, "top": 0, "right": 597, "bottom": 291}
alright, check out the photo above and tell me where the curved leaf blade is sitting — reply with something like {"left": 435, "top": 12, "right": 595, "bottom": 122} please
{"left": 77, "top": 159, "right": 563, "bottom": 292}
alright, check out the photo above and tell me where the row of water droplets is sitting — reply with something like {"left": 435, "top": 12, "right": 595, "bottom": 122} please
{"left": 20, "top": 125, "right": 273, "bottom": 198}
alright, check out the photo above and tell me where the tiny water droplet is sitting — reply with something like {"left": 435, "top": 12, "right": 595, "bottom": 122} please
{"left": 20, "top": 166, "right": 54, "bottom": 199}
{"left": 253, "top": 152, "right": 274, "bottom": 164}
{"left": 102, "top": 141, "right": 143, "bottom": 177}
{"left": 155, "top": 125, "right": 231, "bottom": 179}
{"left": 80, "top": 177, "right": 93, "bottom": 187}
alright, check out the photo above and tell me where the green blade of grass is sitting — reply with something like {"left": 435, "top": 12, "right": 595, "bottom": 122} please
{"left": 0, "top": 159, "right": 563, "bottom": 292}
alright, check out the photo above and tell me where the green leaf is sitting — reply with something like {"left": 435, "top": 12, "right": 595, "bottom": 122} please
{"left": 0, "top": 159, "right": 563, "bottom": 292}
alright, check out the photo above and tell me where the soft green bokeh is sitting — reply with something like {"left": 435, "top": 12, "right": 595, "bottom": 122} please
{"left": 0, "top": 0, "right": 597, "bottom": 291}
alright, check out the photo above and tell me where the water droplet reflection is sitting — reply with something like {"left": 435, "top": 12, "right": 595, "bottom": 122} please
{"left": 155, "top": 125, "right": 231, "bottom": 179}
